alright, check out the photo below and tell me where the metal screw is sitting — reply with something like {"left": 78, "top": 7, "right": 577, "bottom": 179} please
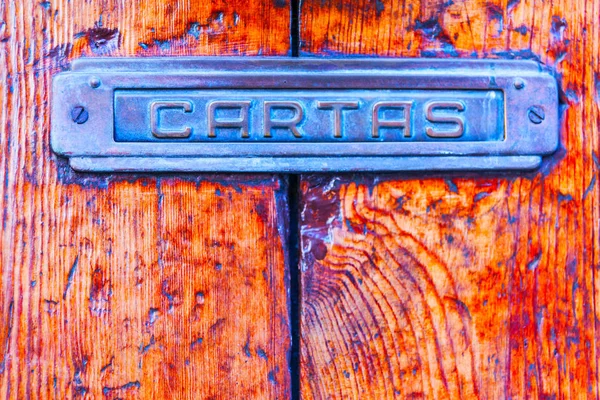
{"left": 514, "top": 78, "right": 525, "bottom": 90}
{"left": 89, "top": 77, "right": 101, "bottom": 88}
{"left": 71, "top": 106, "right": 89, "bottom": 124}
{"left": 528, "top": 106, "right": 545, "bottom": 124}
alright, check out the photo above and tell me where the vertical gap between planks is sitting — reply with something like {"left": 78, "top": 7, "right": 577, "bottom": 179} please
{"left": 289, "top": 1, "right": 302, "bottom": 399}
{"left": 291, "top": 0, "right": 300, "bottom": 57}
{"left": 288, "top": 174, "right": 301, "bottom": 400}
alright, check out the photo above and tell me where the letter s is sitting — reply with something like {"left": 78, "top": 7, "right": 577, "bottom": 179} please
{"left": 425, "top": 101, "right": 465, "bottom": 138}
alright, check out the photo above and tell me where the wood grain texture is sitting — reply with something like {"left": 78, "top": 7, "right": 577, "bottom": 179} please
{"left": 299, "top": 0, "right": 600, "bottom": 398}
{"left": 0, "top": 0, "right": 291, "bottom": 398}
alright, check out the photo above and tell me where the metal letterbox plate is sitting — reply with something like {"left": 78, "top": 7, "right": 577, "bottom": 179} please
{"left": 51, "top": 58, "right": 559, "bottom": 172}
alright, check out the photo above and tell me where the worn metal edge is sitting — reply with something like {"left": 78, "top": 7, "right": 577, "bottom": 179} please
{"left": 69, "top": 156, "right": 542, "bottom": 172}
{"left": 69, "top": 57, "right": 548, "bottom": 75}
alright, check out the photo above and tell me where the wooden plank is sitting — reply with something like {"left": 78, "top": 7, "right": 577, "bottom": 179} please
{"left": 299, "top": 0, "right": 600, "bottom": 398}
{"left": 0, "top": 0, "right": 291, "bottom": 398}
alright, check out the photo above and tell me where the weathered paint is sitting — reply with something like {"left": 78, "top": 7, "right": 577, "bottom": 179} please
{"left": 299, "top": 0, "right": 600, "bottom": 398}
{"left": 0, "top": 0, "right": 291, "bottom": 398}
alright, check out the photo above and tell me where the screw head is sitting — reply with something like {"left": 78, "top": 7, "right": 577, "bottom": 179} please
{"left": 89, "top": 77, "right": 101, "bottom": 88}
{"left": 514, "top": 78, "right": 525, "bottom": 90}
{"left": 528, "top": 106, "right": 545, "bottom": 124}
{"left": 71, "top": 106, "right": 89, "bottom": 124}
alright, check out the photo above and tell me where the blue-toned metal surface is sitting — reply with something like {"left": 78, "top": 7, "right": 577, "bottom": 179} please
{"left": 50, "top": 57, "right": 559, "bottom": 172}
{"left": 114, "top": 89, "right": 504, "bottom": 143}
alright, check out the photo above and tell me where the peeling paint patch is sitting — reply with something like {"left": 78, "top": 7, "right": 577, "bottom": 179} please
{"left": 63, "top": 256, "right": 79, "bottom": 300}
{"left": 44, "top": 299, "right": 59, "bottom": 315}
{"left": 414, "top": 18, "right": 445, "bottom": 41}
{"left": 507, "top": 0, "right": 521, "bottom": 11}
{"left": 527, "top": 253, "right": 542, "bottom": 271}
{"left": 375, "top": 0, "right": 385, "bottom": 17}
{"left": 268, "top": 367, "right": 280, "bottom": 385}
{"left": 486, "top": 4, "right": 504, "bottom": 36}
{"left": 187, "top": 11, "right": 228, "bottom": 40}
{"left": 257, "top": 348, "right": 269, "bottom": 360}
{"left": 547, "top": 16, "right": 569, "bottom": 64}
{"left": 413, "top": 17, "right": 455, "bottom": 51}
{"left": 0, "top": 21, "right": 8, "bottom": 42}
{"left": 102, "top": 381, "right": 141, "bottom": 396}
{"left": 46, "top": 43, "right": 72, "bottom": 69}
{"left": 190, "top": 337, "right": 204, "bottom": 350}
{"left": 550, "top": 16, "right": 567, "bottom": 41}
{"left": 513, "top": 25, "right": 528, "bottom": 35}
{"left": 76, "top": 23, "right": 120, "bottom": 55}
{"left": 89, "top": 267, "right": 112, "bottom": 316}
{"left": 492, "top": 49, "right": 541, "bottom": 62}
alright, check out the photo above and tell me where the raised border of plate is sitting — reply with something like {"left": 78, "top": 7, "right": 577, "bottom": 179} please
{"left": 51, "top": 57, "right": 559, "bottom": 172}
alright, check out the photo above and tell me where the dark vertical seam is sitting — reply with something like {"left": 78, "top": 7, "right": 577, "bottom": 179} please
{"left": 290, "top": 2, "right": 301, "bottom": 398}
{"left": 288, "top": 173, "right": 301, "bottom": 400}
{"left": 291, "top": 0, "right": 300, "bottom": 57}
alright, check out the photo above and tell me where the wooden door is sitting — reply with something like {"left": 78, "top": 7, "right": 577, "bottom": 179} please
{"left": 0, "top": 1, "right": 292, "bottom": 398}
{"left": 298, "top": 0, "right": 600, "bottom": 399}
{"left": 1, "top": 0, "right": 598, "bottom": 399}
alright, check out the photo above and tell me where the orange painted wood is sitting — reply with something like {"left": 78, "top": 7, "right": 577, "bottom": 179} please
{"left": 0, "top": 0, "right": 291, "bottom": 398}
{"left": 299, "top": 0, "right": 600, "bottom": 398}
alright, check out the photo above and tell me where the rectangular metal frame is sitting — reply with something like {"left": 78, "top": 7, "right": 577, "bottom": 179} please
{"left": 51, "top": 57, "right": 559, "bottom": 172}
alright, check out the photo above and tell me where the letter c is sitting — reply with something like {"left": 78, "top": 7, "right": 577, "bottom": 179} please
{"left": 151, "top": 101, "right": 193, "bottom": 138}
